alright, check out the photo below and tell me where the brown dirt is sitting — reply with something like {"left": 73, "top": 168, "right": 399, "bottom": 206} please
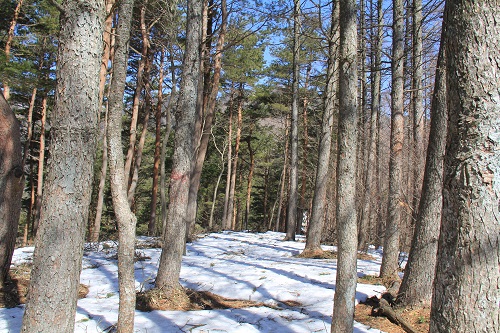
{"left": 0, "top": 264, "right": 88, "bottom": 308}
{"left": 297, "top": 250, "right": 376, "bottom": 261}
{"left": 137, "top": 286, "right": 289, "bottom": 312}
{"left": 354, "top": 296, "right": 430, "bottom": 333}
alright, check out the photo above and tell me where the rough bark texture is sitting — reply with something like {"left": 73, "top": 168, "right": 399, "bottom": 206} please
{"left": 285, "top": 0, "right": 300, "bottom": 241}
{"left": 106, "top": 0, "right": 137, "bottom": 331}
{"left": 430, "top": 1, "right": 499, "bottom": 332}
{"left": 398, "top": 32, "right": 447, "bottom": 308}
{"left": 380, "top": 0, "right": 404, "bottom": 279}
{"left": 20, "top": 2, "right": 104, "bottom": 332}
{"left": 302, "top": 2, "right": 338, "bottom": 256}
{"left": 155, "top": 0, "right": 202, "bottom": 291}
{"left": 331, "top": 0, "right": 358, "bottom": 331}
{"left": 0, "top": 94, "right": 23, "bottom": 285}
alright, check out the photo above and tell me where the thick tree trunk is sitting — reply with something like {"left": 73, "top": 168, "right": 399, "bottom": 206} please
{"left": 302, "top": 2, "right": 338, "bottom": 256}
{"left": 331, "top": 0, "right": 358, "bottom": 331}
{"left": 0, "top": 94, "right": 23, "bottom": 285}
{"left": 380, "top": 0, "right": 404, "bottom": 279}
{"left": 285, "top": 0, "right": 300, "bottom": 241}
{"left": 155, "top": 0, "right": 202, "bottom": 291}
{"left": 20, "top": 2, "right": 105, "bottom": 332}
{"left": 398, "top": 31, "right": 446, "bottom": 308}
{"left": 430, "top": 1, "right": 499, "bottom": 331}
{"left": 106, "top": 0, "right": 137, "bottom": 331}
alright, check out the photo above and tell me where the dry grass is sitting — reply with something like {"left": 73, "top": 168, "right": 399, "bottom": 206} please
{"left": 354, "top": 296, "right": 430, "bottom": 333}
{"left": 0, "top": 263, "right": 88, "bottom": 308}
{"left": 137, "top": 286, "right": 273, "bottom": 312}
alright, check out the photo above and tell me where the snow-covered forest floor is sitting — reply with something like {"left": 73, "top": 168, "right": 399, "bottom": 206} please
{"left": 1, "top": 231, "right": 389, "bottom": 333}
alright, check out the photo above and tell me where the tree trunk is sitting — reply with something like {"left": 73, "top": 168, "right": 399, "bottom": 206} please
{"left": 149, "top": 49, "right": 166, "bottom": 236}
{"left": 124, "top": 3, "right": 149, "bottom": 188}
{"left": 20, "top": 2, "right": 105, "bottom": 332}
{"left": 33, "top": 94, "right": 47, "bottom": 238}
{"left": 244, "top": 135, "right": 255, "bottom": 230}
{"left": 397, "top": 29, "right": 446, "bottom": 308}
{"left": 331, "top": 0, "right": 358, "bottom": 331}
{"left": 0, "top": 94, "right": 23, "bottom": 285}
{"left": 155, "top": 0, "right": 202, "bottom": 291}
{"left": 106, "top": 0, "right": 137, "bottom": 331}
{"left": 226, "top": 85, "right": 244, "bottom": 231}
{"left": 2, "top": 0, "right": 24, "bottom": 100}
{"left": 186, "top": 0, "right": 227, "bottom": 238}
{"left": 430, "top": 1, "right": 499, "bottom": 331}
{"left": 221, "top": 88, "right": 234, "bottom": 229}
{"left": 285, "top": 0, "right": 300, "bottom": 241}
{"left": 380, "top": 0, "right": 404, "bottom": 279}
{"left": 276, "top": 117, "right": 290, "bottom": 232}
{"left": 302, "top": 1, "right": 339, "bottom": 256}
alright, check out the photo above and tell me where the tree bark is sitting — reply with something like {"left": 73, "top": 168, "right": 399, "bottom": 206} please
{"left": 106, "top": 0, "right": 137, "bottom": 331}
{"left": 155, "top": 0, "right": 202, "bottom": 291}
{"left": 0, "top": 94, "right": 23, "bottom": 285}
{"left": 244, "top": 135, "right": 255, "bottom": 230}
{"left": 380, "top": 0, "right": 405, "bottom": 279}
{"left": 21, "top": 2, "right": 105, "bottom": 332}
{"left": 302, "top": 1, "right": 339, "bottom": 256}
{"left": 331, "top": 0, "right": 358, "bottom": 331}
{"left": 33, "top": 95, "right": 47, "bottom": 237}
{"left": 430, "top": 1, "right": 499, "bottom": 331}
{"left": 2, "top": 0, "right": 24, "bottom": 100}
{"left": 285, "top": 0, "right": 300, "bottom": 241}
{"left": 398, "top": 29, "right": 447, "bottom": 308}
{"left": 221, "top": 88, "right": 234, "bottom": 229}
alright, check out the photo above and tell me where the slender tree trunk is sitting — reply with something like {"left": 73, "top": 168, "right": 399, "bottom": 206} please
{"left": 0, "top": 94, "right": 23, "bottom": 285}
{"left": 2, "top": 0, "right": 24, "bottom": 100}
{"left": 276, "top": 117, "right": 290, "bottom": 232}
{"left": 285, "top": 0, "right": 301, "bottom": 241}
{"left": 106, "top": 0, "right": 137, "bottom": 331}
{"left": 124, "top": 3, "right": 149, "bottom": 187}
{"left": 21, "top": 2, "right": 105, "bottom": 331}
{"left": 226, "top": 85, "right": 244, "bottom": 231}
{"left": 244, "top": 135, "right": 255, "bottom": 230}
{"left": 302, "top": 1, "right": 339, "bottom": 256}
{"left": 33, "top": 95, "right": 47, "bottom": 237}
{"left": 331, "top": 0, "right": 358, "bottom": 330}
{"left": 398, "top": 29, "right": 447, "bottom": 309}
{"left": 299, "top": 63, "right": 311, "bottom": 215}
{"left": 149, "top": 49, "right": 166, "bottom": 235}
{"left": 209, "top": 139, "right": 226, "bottom": 229}
{"left": 98, "top": 0, "right": 116, "bottom": 108}
{"left": 221, "top": 90, "right": 234, "bottom": 229}
{"left": 380, "top": 0, "right": 405, "bottom": 279}
{"left": 430, "top": 1, "right": 499, "bottom": 331}
{"left": 155, "top": 0, "right": 202, "bottom": 292}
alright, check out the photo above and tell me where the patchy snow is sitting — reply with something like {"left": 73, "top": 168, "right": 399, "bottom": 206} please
{"left": 1, "top": 231, "right": 387, "bottom": 333}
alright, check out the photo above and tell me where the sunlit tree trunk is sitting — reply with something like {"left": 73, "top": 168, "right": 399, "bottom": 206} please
{"left": 398, "top": 28, "right": 446, "bottom": 308}
{"left": 331, "top": 0, "right": 358, "bottom": 330}
{"left": 380, "top": 0, "right": 404, "bottom": 279}
{"left": 2, "top": 0, "right": 24, "bottom": 100}
{"left": 302, "top": 1, "right": 339, "bottom": 256}
{"left": 244, "top": 135, "right": 255, "bottom": 230}
{"left": 221, "top": 88, "right": 234, "bottom": 229}
{"left": 155, "top": 0, "right": 202, "bottom": 292}
{"left": 33, "top": 95, "right": 47, "bottom": 237}
{"left": 430, "top": 1, "right": 499, "bottom": 331}
{"left": 21, "top": 2, "right": 105, "bottom": 331}
{"left": 285, "top": 0, "right": 301, "bottom": 241}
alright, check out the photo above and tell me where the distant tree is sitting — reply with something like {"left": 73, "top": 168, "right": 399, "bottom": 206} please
{"left": 331, "top": 0, "right": 358, "bottom": 330}
{"left": 155, "top": 0, "right": 202, "bottom": 292}
{"left": 430, "top": 0, "right": 499, "bottom": 331}
{"left": 20, "top": 1, "right": 105, "bottom": 332}
{"left": 0, "top": 93, "right": 23, "bottom": 286}
{"left": 380, "top": 0, "right": 404, "bottom": 279}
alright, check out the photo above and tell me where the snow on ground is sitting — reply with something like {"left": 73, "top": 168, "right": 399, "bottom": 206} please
{"left": 1, "top": 231, "right": 387, "bottom": 333}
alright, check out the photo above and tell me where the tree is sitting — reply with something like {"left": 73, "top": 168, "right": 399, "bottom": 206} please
{"left": 284, "top": 0, "right": 301, "bottom": 241}
{"left": 331, "top": 0, "right": 358, "bottom": 330}
{"left": 106, "top": 0, "right": 137, "bottom": 331}
{"left": 155, "top": 0, "right": 202, "bottom": 292}
{"left": 430, "top": 0, "right": 499, "bottom": 331}
{"left": 380, "top": 0, "right": 404, "bottom": 279}
{"left": 0, "top": 93, "right": 23, "bottom": 285}
{"left": 2, "top": 0, "right": 24, "bottom": 100}
{"left": 301, "top": 0, "right": 339, "bottom": 257}
{"left": 21, "top": 1, "right": 105, "bottom": 332}
{"left": 397, "top": 26, "right": 447, "bottom": 308}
